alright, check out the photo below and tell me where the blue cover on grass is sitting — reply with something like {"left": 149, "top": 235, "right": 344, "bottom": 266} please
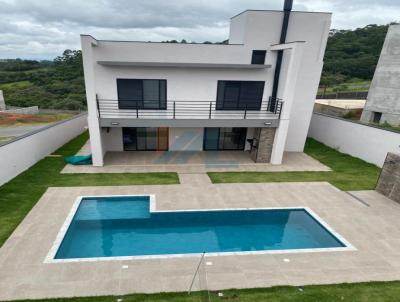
{"left": 64, "top": 154, "right": 92, "bottom": 165}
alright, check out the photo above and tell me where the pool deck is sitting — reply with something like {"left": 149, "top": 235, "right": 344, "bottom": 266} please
{"left": 1, "top": 181, "right": 400, "bottom": 300}
{"left": 61, "top": 140, "right": 331, "bottom": 174}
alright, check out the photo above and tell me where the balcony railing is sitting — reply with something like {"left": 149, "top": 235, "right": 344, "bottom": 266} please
{"left": 97, "top": 97, "right": 283, "bottom": 120}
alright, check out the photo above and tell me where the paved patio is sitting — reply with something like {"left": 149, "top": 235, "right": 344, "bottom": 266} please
{"left": 1, "top": 181, "right": 400, "bottom": 300}
{"left": 61, "top": 141, "right": 330, "bottom": 173}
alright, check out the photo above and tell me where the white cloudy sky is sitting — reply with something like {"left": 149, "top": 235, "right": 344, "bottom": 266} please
{"left": 0, "top": 0, "right": 399, "bottom": 60}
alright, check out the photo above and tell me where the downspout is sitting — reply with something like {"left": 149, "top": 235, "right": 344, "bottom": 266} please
{"left": 270, "top": 0, "right": 293, "bottom": 111}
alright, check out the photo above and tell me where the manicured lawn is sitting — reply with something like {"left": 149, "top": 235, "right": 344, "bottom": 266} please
{"left": 7, "top": 281, "right": 400, "bottom": 301}
{"left": 209, "top": 138, "right": 381, "bottom": 191}
{"left": 0, "top": 131, "right": 179, "bottom": 247}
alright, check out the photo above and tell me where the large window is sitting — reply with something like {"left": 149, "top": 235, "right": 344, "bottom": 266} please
{"left": 117, "top": 79, "right": 167, "bottom": 110}
{"left": 216, "top": 81, "right": 264, "bottom": 110}
{"left": 203, "top": 128, "right": 247, "bottom": 150}
{"left": 123, "top": 127, "right": 168, "bottom": 151}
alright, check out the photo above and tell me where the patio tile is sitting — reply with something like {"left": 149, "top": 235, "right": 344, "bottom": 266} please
{"left": 1, "top": 184, "right": 400, "bottom": 300}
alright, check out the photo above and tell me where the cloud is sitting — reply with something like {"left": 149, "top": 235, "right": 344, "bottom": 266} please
{"left": 0, "top": 0, "right": 398, "bottom": 59}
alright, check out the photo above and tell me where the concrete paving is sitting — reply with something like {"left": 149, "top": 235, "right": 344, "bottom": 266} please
{"left": 62, "top": 140, "right": 330, "bottom": 174}
{"left": 1, "top": 183, "right": 400, "bottom": 300}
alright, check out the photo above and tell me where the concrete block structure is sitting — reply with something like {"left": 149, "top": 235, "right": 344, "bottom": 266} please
{"left": 361, "top": 24, "right": 400, "bottom": 126}
{"left": 81, "top": 5, "right": 331, "bottom": 166}
{"left": 0, "top": 90, "right": 5, "bottom": 111}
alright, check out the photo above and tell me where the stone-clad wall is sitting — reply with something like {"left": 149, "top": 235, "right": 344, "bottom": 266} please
{"left": 250, "top": 128, "right": 276, "bottom": 163}
{"left": 376, "top": 152, "right": 400, "bottom": 203}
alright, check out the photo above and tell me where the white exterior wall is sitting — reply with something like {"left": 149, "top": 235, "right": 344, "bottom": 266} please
{"left": 229, "top": 11, "right": 331, "bottom": 152}
{"left": 308, "top": 113, "right": 400, "bottom": 167}
{"left": 284, "top": 13, "right": 331, "bottom": 151}
{"left": 0, "top": 114, "right": 87, "bottom": 186}
{"left": 81, "top": 10, "right": 331, "bottom": 163}
{"left": 102, "top": 127, "right": 123, "bottom": 151}
{"left": 93, "top": 66, "right": 270, "bottom": 107}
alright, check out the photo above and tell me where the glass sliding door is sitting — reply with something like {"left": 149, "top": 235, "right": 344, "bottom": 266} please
{"left": 122, "top": 128, "right": 138, "bottom": 151}
{"left": 204, "top": 128, "right": 247, "bottom": 150}
{"left": 123, "top": 127, "right": 168, "bottom": 151}
{"left": 203, "top": 128, "right": 220, "bottom": 150}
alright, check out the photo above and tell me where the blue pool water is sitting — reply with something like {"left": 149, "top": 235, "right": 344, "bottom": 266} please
{"left": 55, "top": 196, "right": 346, "bottom": 259}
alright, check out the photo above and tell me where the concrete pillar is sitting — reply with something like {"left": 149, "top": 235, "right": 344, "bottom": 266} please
{"left": 0, "top": 90, "right": 5, "bottom": 111}
{"left": 250, "top": 128, "right": 276, "bottom": 163}
{"left": 269, "top": 42, "right": 304, "bottom": 164}
{"left": 81, "top": 35, "right": 104, "bottom": 166}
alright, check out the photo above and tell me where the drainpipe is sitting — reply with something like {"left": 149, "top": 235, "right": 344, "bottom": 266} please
{"left": 270, "top": 0, "right": 293, "bottom": 112}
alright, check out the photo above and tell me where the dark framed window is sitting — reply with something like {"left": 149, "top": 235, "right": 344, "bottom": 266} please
{"left": 117, "top": 79, "right": 167, "bottom": 110}
{"left": 216, "top": 81, "right": 264, "bottom": 110}
{"left": 251, "top": 50, "right": 266, "bottom": 64}
{"left": 203, "top": 128, "right": 247, "bottom": 150}
{"left": 373, "top": 112, "right": 382, "bottom": 123}
{"left": 123, "top": 127, "right": 168, "bottom": 151}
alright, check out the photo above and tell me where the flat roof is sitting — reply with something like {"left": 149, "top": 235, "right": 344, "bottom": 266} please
{"left": 231, "top": 9, "right": 332, "bottom": 19}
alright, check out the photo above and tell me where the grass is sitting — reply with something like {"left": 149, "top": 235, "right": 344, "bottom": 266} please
{"left": 0, "top": 131, "right": 179, "bottom": 247}
{"left": 0, "top": 80, "right": 34, "bottom": 91}
{"left": 208, "top": 138, "right": 381, "bottom": 191}
{"left": 370, "top": 121, "right": 400, "bottom": 133}
{"left": 317, "top": 80, "right": 371, "bottom": 94}
{"left": 6, "top": 281, "right": 400, "bottom": 301}
{"left": 0, "top": 112, "right": 74, "bottom": 126}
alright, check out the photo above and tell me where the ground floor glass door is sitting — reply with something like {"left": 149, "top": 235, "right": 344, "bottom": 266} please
{"left": 123, "top": 127, "right": 168, "bottom": 151}
{"left": 203, "top": 128, "right": 247, "bottom": 150}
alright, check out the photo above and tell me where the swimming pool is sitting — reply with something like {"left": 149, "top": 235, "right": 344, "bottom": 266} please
{"left": 48, "top": 195, "right": 353, "bottom": 261}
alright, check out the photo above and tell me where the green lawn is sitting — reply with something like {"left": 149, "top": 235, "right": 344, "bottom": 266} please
{"left": 317, "top": 79, "right": 371, "bottom": 94}
{"left": 0, "top": 131, "right": 179, "bottom": 247}
{"left": 7, "top": 281, "right": 400, "bottom": 302}
{"left": 209, "top": 138, "right": 381, "bottom": 191}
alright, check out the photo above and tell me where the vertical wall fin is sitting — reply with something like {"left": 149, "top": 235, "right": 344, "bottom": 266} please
{"left": 270, "top": 0, "right": 293, "bottom": 111}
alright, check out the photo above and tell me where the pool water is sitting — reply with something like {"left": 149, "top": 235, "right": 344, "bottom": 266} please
{"left": 55, "top": 196, "right": 346, "bottom": 259}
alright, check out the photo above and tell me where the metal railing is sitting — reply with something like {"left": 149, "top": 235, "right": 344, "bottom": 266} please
{"left": 97, "top": 98, "right": 284, "bottom": 120}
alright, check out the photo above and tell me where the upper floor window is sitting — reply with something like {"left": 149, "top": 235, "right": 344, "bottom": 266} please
{"left": 251, "top": 50, "right": 267, "bottom": 65}
{"left": 117, "top": 79, "right": 167, "bottom": 110}
{"left": 216, "top": 81, "right": 264, "bottom": 110}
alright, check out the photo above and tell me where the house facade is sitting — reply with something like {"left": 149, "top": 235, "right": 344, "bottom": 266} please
{"left": 81, "top": 8, "right": 331, "bottom": 166}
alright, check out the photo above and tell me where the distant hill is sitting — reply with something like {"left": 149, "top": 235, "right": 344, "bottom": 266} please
{"left": 0, "top": 50, "right": 85, "bottom": 110}
{"left": 320, "top": 24, "right": 390, "bottom": 87}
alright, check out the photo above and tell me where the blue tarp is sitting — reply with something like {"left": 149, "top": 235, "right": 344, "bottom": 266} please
{"left": 64, "top": 154, "right": 92, "bottom": 165}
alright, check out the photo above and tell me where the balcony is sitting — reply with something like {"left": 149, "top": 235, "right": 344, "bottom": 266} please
{"left": 97, "top": 98, "right": 283, "bottom": 128}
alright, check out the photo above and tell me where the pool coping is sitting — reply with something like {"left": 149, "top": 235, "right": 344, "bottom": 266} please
{"left": 44, "top": 194, "right": 356, "bottom": 263}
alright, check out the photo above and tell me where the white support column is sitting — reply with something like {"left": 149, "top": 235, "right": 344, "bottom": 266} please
{"left": 81, "top": 35, "right": 104, "bottom": 166}
{"left": 270, "top": 42, "right": 305, "bottom": 164}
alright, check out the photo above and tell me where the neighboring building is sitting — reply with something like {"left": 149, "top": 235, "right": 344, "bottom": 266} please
{"left": 361, "top": 24, "right": 400, "bottom": 126}
{"left": 81, "top": 4, "right": 331, "bottom": 166}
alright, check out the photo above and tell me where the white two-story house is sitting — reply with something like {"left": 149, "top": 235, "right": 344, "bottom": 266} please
{"left": 81, "top": 4, "right": 331, "bottom": 167}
